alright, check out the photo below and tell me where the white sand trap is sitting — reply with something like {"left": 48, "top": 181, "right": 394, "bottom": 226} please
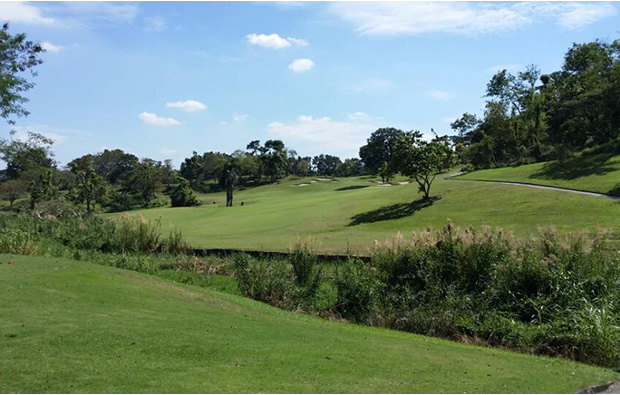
{"left": 295, "top": 183, "right": 310, "bottom": 187}
{"left": 315, "top": 178, "right": 333, "bottom": 182}
{"left": 398, "top": 181, "right": 410, "bottom": 185}
{"left": 380, "top": 183, "right": 393, "bottom": 187}
{"left": 310, "top": 180, "right": 317, "bottom": 183}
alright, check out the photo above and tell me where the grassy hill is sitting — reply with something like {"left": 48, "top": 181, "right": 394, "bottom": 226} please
{"left": 1, "top": 254, "right": 617, "bottom": 393}
{"left": 106, "top": 173, "right": 620, "bottom": 253}
{"left": 456, "top": 153, "right": 620, "bottom": 195}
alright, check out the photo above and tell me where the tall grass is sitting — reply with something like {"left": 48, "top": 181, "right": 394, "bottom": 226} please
{"left": 233, "top": 223, "right": 620, "bottom": 368}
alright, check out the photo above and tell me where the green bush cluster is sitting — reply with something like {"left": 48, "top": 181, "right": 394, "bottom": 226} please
{"left": 233, "top": 224, "right": 620, "bottom": 367}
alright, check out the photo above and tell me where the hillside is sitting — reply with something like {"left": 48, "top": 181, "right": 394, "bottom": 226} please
{"left": 107, "top": 174, "right": 620, "bottom": 253}
{"left": 1, "top": 254, "right": 618, "bottom": 393}
{"left": 456, "top": 153, "right": 620, "bottom": 195}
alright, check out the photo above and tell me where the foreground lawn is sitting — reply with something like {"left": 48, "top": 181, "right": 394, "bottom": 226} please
{"left": 456, "top": 153, "right": 620, "bottom": 195}
{"left": 107, "top": 174, "right": 620, "bottom": 253}
{"left": 1, "top": 254, "right": 617, "bottom": 393}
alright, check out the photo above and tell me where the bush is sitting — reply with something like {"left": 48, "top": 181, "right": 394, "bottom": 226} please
{"left": 169, "top": 182, "right": 200, "bottom": 207}
{"left": 0, "top": 229, "right": 38, "bottom": 255}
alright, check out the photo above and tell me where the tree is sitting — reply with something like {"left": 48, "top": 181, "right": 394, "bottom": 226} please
{"left": 0, "top": 179, "right": 26, "bottom": 209}
{"left": 359, "top": 128, "right": 405, "bottom": 182}
{"left": 312, "top": 154, "right": 342, "bottom": 176}
{"left": 336, "top": 158, "right": 364, "bottom": 177}
{"left": 219, "top": 160, "right": 238, "bottom": 207}
{"left": 179, "top": 152, "right": 204, "bottom": 187}
{"left": 67, "top": 155, "right": 108, "bottom": 214}
{"left": 0, "top": 130, "right": 55, "bottom": 180}
{"left": 129, "top": 159, "right": 161, "bottom": 207}
{"left": 169, "top": 177, "right": 199, "bottom": 207}
{"left": 0, "top": 23, "right": 44, "bottom": 124}
{"left": 28, "top": 169, "right": 58, "bottom": 209}
{"left": 395, "top": 132, "right": 456, "bottom": 200}
{"left": 263, "top": 140, "right": 288, "bottom": 182}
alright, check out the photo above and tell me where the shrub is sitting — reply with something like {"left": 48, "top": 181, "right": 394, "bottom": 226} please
{"left": 169, "top": 182, "right": 200, "bottom": 207}
{"left": 0, "top": 229, "right": 38, "bottom": 255}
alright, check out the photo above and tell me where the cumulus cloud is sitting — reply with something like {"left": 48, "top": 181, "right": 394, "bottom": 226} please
{"left": 246, "top": 33, "right": 308, "bottom": 49}
{"left": 0, "top": 2, "right": 55, "bottom": 25}
{"left": 139, "top": 112, "right": 180, "bottom": 127}
{"left": 429, "top": 90, "right": 453, "bottom": 102}
{"left": 328, "top": 2, "right": 616, "bottom": 36}
{"left": 166, "top": 100, "right": 207, "bottom": 112}
{"left": 267, "top": 115, "right": 377, "bottom": 157}
{"left": 288, "top": 58, "right": 315, "bottom": 72}
{"left": 41, "top": 42, "right": 63, "bottom": 53}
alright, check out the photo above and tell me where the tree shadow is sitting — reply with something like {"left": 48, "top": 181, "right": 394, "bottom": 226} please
{"left": 531, "top": 153, "right": 618, "bottom": 180}
{"left": 348, "top": 196, "right": 440, "bottom": 226}
{"left": 335, "top": 185, "right": 370, "bottom": 192}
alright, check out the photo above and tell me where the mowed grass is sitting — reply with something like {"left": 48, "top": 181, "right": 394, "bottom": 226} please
{"left": 1, "top": 255, "right": 618, "bottom": 393}
{"left": 457, "top": 153, "right": 620, "bottom": 195}
{"left": 107, "top": 174, "right": 620, "bottom": 253}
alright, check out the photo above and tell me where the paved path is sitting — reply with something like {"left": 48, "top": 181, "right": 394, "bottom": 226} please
{"left": 446, "top": 172, "right": 620, "bottom": 200}
{"left": 579, "top": 381, "right": 620, "bottom": 394}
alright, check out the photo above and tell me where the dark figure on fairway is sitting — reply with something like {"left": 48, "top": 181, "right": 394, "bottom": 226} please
{"left": 219, "top": 162, "right": 238, "bottom": 207}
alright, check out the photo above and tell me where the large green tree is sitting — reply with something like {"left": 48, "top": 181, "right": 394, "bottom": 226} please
{"left": 67, "top": 155, "right": 108, "bottom": 214}
{"left": 0, "top": 23, "right": 44, "bottom": 124}
{"left": 359, "top": 128, "right": 405, "bottom": 182}
{"left": 395, "top": 132, "right": 456, "bottom": 200}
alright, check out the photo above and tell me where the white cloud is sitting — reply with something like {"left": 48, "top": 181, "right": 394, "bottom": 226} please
{"left": 10, "top": 124, "right": 89, "bottom": 146}
{"left": 41, "top": 42, "right": 63, "bottom": 53}
{"left": 328, "top": 2, "right": 616, "bottom": 36}
{"left": 288, "top": 58, "right": 315, "bottom": 72}
{"left": 166, "top": 100, "right": 207, "bottom": 113}
{"left": 267, "top": 115, "right": 377, "bottom": 157}
{"left": 429, "top": 90, "right": 453, "bottom": 102}
{"left": 233, "top": 113, "right": 250, "bottom": 123}
{"left": 139, "top": 112, "right": 180, "bottom": 127}
{"left": 347, "top": 112, "right": 369, "bottom": 121}
{"left": 0, "top": 2, "right": 55, "bottom": 25}
{"left": 246, "top": 33, "right": 308, "bottom": 49}
{"left": 143, "top": 16, "right": 166, "bottom": 32}
{"left": 554, "top": 3, "right": 616, "bottom": 29}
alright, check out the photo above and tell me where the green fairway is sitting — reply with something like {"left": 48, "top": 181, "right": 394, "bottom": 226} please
{"left": 1, "top": 254, "right": 617, "bottom": 393}
{"left": 456, "top": 153, "right": 620, "bottom": 195}
{"left": 106, "top": 174, "right": 620, "bottom": 253}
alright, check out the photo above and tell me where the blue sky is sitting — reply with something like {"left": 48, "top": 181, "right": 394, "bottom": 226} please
{"left": 1, "top": 1, "right": 619, "bottom": 167}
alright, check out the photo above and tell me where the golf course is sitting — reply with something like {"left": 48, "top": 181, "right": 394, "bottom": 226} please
{"left": 3, "top": 5, "right": 620, "bottom": 393}
{"left": 105, "top": 167, "right": 620, "bottom": 253}
{"left": 1, "top": 254, "right": 618, "bottom": 393}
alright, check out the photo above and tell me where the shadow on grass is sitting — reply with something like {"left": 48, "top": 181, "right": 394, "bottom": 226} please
{"left": 335, "top": 185, "right": 370, "bottom": 192}
{"left": 532, "top": 153, "right": 619, "bottom": 180}
{"left": 348, "top": 196, "right": 440, "bottom": 226}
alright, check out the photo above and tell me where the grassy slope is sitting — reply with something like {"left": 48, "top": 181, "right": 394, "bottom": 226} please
{"left": 1, "top": 254, "right": 617, "bottom": 393}
{"left": 107, "top": 174, "right": 620, "bottom": 253}
{"left": 457, "top": 153, "right": 620, "bottom": 195}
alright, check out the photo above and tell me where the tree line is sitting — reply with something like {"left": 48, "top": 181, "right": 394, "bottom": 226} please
{"left": 451, "top": 38, "right": 620, "bottom": 169}
{"left": 1, "top": 22, "right": 620, "bottom": 212}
